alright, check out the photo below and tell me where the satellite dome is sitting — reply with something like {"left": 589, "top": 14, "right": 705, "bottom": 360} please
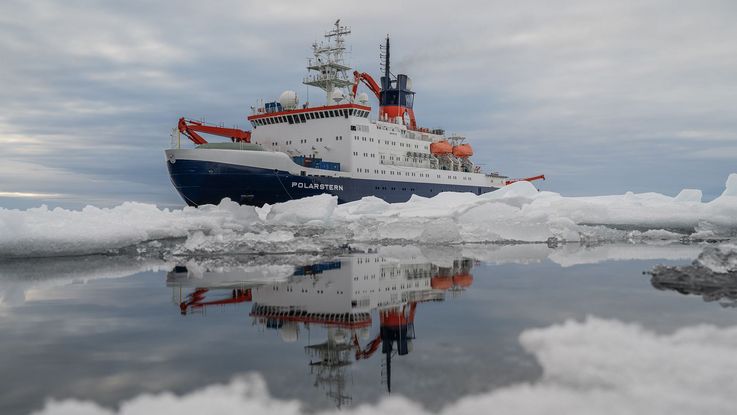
{"left": 331, "top": 88, "right": 344, "bottom": 104}
{"left": 357, "top": 92, "right": 369, "bottom": 104}
{"left": 279, "top": 322, "right": 299, "bottom": 343}
{"left": 332, "top": 329, "right": 347, "bottom": 344}
{"left": 279, "top": 90, "right": 298, "bottom": 110}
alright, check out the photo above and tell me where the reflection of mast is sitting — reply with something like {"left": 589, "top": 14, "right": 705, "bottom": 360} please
{"left": 305, "top": 328, "right": 353, "bottom": 408}
{"left": 353, "top": 303, "right": 417, "bottom": 393}
{"left": 169, "top": 253, "right": 477, "bottom": 404}
{"left": 353, "top": 258, "right": 475, "bottom": 393}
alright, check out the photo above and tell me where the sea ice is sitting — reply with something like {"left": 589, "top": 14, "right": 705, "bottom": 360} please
{"left": 1, "top": 174, "right": 736, "bottom": 258}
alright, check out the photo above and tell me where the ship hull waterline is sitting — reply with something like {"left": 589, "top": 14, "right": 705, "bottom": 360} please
{"left": 166, "top": 149, "right": 499, "bottom": 207}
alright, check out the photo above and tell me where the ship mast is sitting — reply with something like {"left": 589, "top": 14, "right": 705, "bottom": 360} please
{"left": 303, "top": 20, "right": 354, "bottom": 104}
{"left": 380, "top": 35, "right": 392, "bottom": 90}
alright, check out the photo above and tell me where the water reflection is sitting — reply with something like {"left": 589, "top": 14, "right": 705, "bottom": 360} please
{"left": 168, "top": 252, "right": 475, "bottom": 407}
{"left": 649, "top": 264, "right": 737, "bottom": 308}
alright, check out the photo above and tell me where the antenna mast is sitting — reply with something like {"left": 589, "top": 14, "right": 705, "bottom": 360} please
{"left": 379, "top": 35, "right": 392, "bottom": 90}
{"left": 303, "top": 19, "right": 353, "bottom": 104}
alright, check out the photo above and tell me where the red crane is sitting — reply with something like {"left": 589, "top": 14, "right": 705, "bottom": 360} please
{"left": 352, "top": 71, "right": 382, "bottom": 100}
{"left": 505, "top": 174, "right": 546, "bottom": 186}
{"left": 352, "top": 303, "right": 418, "bottom": 360}
{"left": 179, "top": 287, "right": 252, "bottom": 315}
{"left": 177, "top": 117, "right": 251, "bottom": 145}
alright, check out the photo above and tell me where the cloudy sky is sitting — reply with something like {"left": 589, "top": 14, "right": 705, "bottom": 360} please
{"left": 1, "top": 0, "right": 736, "bottom": 209}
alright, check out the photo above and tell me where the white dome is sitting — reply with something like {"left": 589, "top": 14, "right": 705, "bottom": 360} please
{"left": 279, "top": 322, "right": 299, "bottom": 343}
{"left": 405, "top": 76, "right": 413, "bottom": 91}
{"left": 332, "top": 329, "right": 347, "bottom": 344}
{"left": 331, "top": 88, "right": 344, "bottom": 104}
{"left": 279, "top": 90, "right": 298, "bottom": 110}
{"left": 357, "top": 92, "right": 369, "bottom": 104}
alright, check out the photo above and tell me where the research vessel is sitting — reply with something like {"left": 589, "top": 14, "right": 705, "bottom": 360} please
{"left": 166, "top": 20, "right": 543, "bottom": 206}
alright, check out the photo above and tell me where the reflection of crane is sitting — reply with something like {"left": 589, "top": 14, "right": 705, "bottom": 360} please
{"left": 352, "top": 303, "right": 417, "bottom": 392}
{"left": 177, "top": 117, "right": 252, "bottom": 145}
{"left": 179, "top": 288, "right": 252, "bottom": 315}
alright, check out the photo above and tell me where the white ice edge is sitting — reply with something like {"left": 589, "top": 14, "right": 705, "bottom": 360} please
{"left": 2, "top": 174, "right": 736, "bottom": 258}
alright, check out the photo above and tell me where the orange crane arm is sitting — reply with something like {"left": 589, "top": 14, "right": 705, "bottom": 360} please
{"left": 179, "top": 288, "right": 252, "bottom": 315}
{"left": 178, "top": 117, "right": 251, "bottom": 145}
{"left": 505, "top": 174, "right": 546, "bottom": 186}
{"left": 352, "top": 71, "right": 382, "bottom": 100}
{"left": 353, "top": 333, "right": 383, "bottom": 360}
{"left": 352, "top": 303, "right": 419, "bottom": 360}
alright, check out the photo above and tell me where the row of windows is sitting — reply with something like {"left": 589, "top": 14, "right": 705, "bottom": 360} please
{"left": 251, "top": 108, "right": 369, "bottom": 127}
{"left": 261, "top": 136, "right": 342, "bottom": 146}
{"left": 352, "top": 134, "right": 428, "bottom": 151}
{"left": 353, "top": 166, "right": 470, "bottom": 181}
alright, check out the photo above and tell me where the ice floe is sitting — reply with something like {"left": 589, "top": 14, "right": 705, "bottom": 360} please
{"left": 2, "top": 174, "right": 737, "bottom": 258}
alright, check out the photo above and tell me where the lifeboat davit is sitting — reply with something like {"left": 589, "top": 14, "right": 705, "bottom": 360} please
{"left": 452, "top": 144, "right": 473, "bottom": 158}
{"left": 430, "top": 140, "right": 452, "bottom": 156}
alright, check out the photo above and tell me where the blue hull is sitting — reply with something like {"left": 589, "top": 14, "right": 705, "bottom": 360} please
{"left": 167, "top": 159, "right": 498, "bottom": 206}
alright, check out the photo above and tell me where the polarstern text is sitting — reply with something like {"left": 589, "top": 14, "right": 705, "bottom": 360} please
{"left": 292, "top": 182, "right": 344, "bottom": 191}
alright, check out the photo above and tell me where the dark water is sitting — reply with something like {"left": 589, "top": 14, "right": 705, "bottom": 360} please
{"left": 0, "top": 243, "right": 734, "bottom": 414}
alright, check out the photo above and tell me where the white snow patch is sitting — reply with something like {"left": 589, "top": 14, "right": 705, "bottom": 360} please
{"left": 31, "top": 317, "right": 737, "bottom": 415}
{"left": 265, "top": 194, "right": 337, "bottom": 225}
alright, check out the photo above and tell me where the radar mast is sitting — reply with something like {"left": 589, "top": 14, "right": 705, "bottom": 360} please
{"left": 303, "top": 20, "right": 353, "bottom": 104}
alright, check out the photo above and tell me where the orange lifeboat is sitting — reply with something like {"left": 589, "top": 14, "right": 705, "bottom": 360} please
{"left": 431, "top": 275, "right": 453, "bottom": 290}
{"left": 452, "top": 144, "right": 473, "bottom": 158}
{"left": 430, "top": 140, "right": 452, "bottom": 156}
{"left": 452, "top": 274, "right": 473, "bottom": 288}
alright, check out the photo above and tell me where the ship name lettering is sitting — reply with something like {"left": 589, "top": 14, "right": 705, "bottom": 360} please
{"left": 292, "top": 182, "right": 343, "bottom": 191}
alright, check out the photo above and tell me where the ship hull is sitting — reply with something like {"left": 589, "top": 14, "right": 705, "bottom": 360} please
{"left": 166, "top": 150, "right": 498, "bottom": 206}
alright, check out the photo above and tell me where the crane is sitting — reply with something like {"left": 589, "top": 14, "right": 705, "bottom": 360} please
{"left": 505, "top": 174, "right": 546, "bottom": 185}
{"left": 177, "top": 117, "right": 252, "bottom": 145}
{"left": 351, "top": 71, "right": 382, "bottom": 101}
{"left": 179, "top": 287, "right": 252, "bottom": 315}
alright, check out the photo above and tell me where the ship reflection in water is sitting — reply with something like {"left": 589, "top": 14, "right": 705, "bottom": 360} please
{"left": 167, "top": 252, "right": 475, "bottom": 407}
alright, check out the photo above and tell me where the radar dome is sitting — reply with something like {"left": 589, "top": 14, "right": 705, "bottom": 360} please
{"left": 357, "top": 92, "right": 369, "bottom": 104}
{"left": 405, "top": 76, "right": 413, "bottom": 91}
{"left": 279, "top": 90, "right": 298, "bottom": 110}
{"left": 330, "top": 88, "right": 344, "bottom": 104}
{"left": 279, "top": 322, "right": 299, "bottom": 343}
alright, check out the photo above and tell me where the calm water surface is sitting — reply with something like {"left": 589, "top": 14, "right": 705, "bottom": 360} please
{"left": 0, "top": 243, "right": 733, "bottom": 414}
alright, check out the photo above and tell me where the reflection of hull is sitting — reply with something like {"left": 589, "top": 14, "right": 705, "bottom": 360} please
{"left": 166, "top": 149, "right": 497, "bottom": 207}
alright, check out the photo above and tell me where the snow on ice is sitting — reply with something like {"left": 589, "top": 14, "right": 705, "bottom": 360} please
{"left": 2, "top": 174, "right": 737, "bottom": 258}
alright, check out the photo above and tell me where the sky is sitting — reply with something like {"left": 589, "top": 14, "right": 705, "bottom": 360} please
{"left": 1, "top": 0, "right": 736, "bottom": 209}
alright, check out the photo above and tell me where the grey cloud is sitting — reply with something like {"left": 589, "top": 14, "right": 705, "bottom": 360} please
{"left": 1, "top": 0, "right": 736, "bottom": 207}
